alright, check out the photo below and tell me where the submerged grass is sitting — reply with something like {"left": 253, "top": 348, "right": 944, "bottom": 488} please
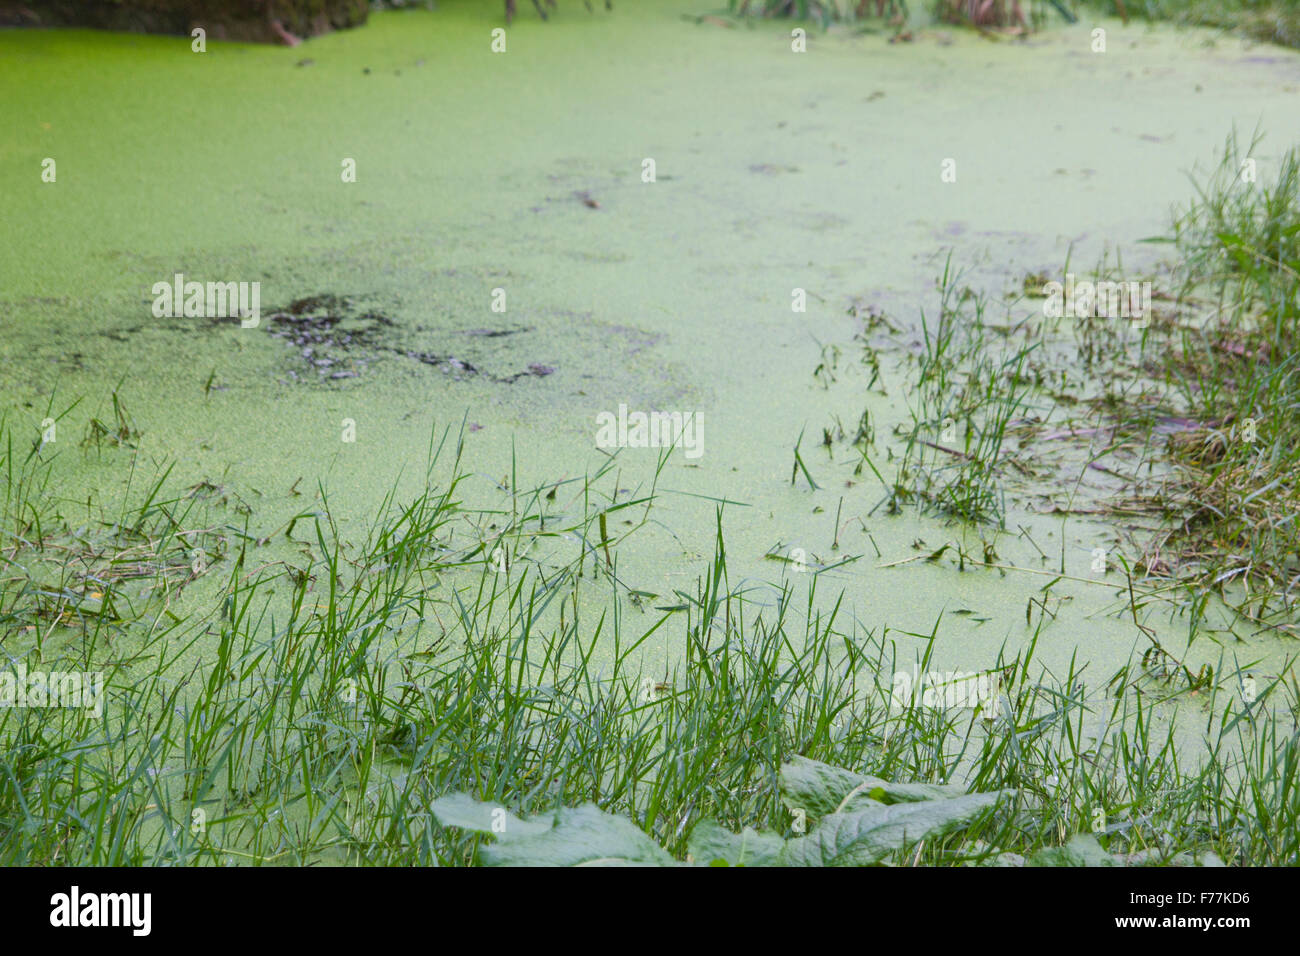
{"left": 869, "top": 256, "right": 1036, "bottom": 527}
{"left": 1, "top": 409, "right": 1297, "bottom": 865}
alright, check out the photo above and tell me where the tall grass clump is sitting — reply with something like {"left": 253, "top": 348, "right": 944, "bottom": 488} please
{"left": 1140, "top": 133, "right": 1300, "bottom": 614}
{"left": 878, "top": 257, "right": 1035, "bottom": 527}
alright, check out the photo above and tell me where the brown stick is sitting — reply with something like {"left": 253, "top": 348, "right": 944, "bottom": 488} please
{"left": 918, "top": 439, "right": 974, "bottom": 460}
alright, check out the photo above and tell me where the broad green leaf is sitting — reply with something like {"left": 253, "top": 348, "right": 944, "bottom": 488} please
{"left": 1126, "top": 848, "right": 1226, "bottom": 867}
{"left": 688, "top": 821, "right": 785, "bottom": 867}
{"left": 779, "top": 756, "right": 879, "bottom": 817}
{"left": 964, "top": 840, "right": 1026, "bottom": 867}
{"left": 479, "top": 804, "right": 676, "bottom": 867}
{"left": 780, "top": 756, "right": 966, "bottom": 819}
{"left": 778, "top": 790, "right": 1007, "bottom": 866}
{"left": 1029, "top": 834, "right": 1120, "bottom": 867}
{"left": 430, "top": 793, "right": 552, "bottom": 841}
{"left": 1031, "top": 834, "right": 1226, "bottom": 867}
{"left": 857, "top": 779, "right": 971, "bottom": 805}
{"left": 975, "top": 851, "right": 1026, "bottom": 867}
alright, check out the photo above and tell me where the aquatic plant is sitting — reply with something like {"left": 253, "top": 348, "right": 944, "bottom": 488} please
{"left": 875, "top": 257, "right": 1035, "bottom": 527}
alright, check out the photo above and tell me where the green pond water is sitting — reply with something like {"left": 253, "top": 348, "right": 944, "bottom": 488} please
{"left": 3, "top": 3, "right": 1300, "bottom": 746}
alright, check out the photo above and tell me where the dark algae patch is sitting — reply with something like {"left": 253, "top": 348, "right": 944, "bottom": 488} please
{"left": 266, "top": 294, "right": 394, "bottom": 382}
{"left": 210, "top": 294, "right": 560, "bottom": 385}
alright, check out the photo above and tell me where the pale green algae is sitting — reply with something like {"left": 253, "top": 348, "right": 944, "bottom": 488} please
{"left": 2, "top": 3, "right": 1299, "bottom": 768}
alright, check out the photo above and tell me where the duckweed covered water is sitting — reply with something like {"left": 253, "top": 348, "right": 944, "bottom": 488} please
{"left": 3, "top": 3, "right": 1299, "bottom": 851}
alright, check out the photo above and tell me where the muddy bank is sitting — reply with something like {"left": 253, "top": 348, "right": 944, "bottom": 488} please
{"left": 2, "top": 0, "right": 368, "bottom": 44}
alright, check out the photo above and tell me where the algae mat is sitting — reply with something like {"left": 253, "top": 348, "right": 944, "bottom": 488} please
{"left": 2, "top": 5, "right": 1299, "bottom": 719}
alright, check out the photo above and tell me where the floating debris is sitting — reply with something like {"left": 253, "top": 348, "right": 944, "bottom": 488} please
{"left": 463, "top": 327, "right": 533, "bottom": 338}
